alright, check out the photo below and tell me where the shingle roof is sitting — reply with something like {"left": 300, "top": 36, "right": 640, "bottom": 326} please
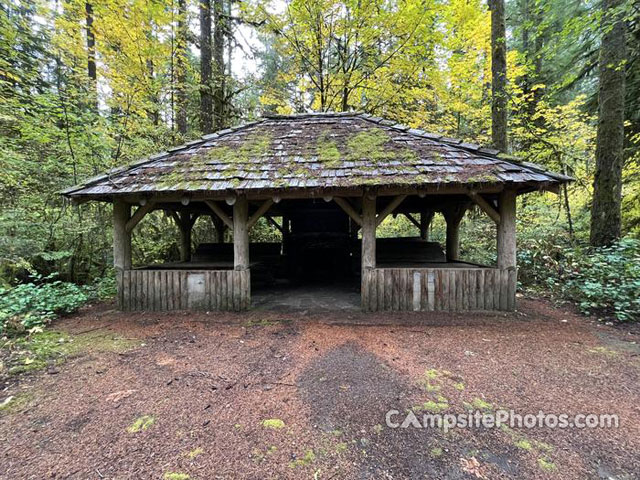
{"left": 61, "top": 112, "right": 571, "bottom": 199}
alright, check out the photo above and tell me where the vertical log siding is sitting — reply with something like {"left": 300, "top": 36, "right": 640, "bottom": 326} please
{"left": 362, "top": 267, "right": 516, "bottom": 312}
{"left": 117, "top": 269, "right": 250, "bottom": 311}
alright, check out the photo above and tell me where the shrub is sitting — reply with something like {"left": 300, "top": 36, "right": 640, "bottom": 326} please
{"left": 519, "top": 238, "right": 640, "bottom": 322}
{"left": 0, "top": 276, "right": 89, "bottom": 334}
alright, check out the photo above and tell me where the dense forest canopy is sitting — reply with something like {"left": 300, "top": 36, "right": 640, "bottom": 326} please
{"left": 1, "top": 0, "right": 639, "bottom": 322}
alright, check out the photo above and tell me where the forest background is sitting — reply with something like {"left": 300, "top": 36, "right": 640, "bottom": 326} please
{"left": 1, "top": 0, "right": 639, "bottom": 330}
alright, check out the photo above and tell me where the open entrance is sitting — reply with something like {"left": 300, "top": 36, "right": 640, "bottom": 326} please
{"left": 249, "top": 199, "right": 361, "bottom": 312}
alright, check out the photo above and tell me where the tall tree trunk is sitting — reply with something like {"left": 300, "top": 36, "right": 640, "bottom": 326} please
{"left": 85, "top": 2, "right": 97, "bottom": 108}
{"left": 490, "top": 0, "right": 507, "bottom": 152}
{"left": 176, "top": 0, "right": 188, "bottom": 136}
{"left": 212, "top": 0, "right": 225, "bottom": 130}
{"left": 200, "top": 0, "right": 213, "bottom": 134}
{"left": 590, "top": 0, "right": 626, "bottom": 246}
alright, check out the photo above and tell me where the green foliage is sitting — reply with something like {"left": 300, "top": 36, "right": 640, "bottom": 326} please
{"left": 519, "top": 238, "right": 640, "bottom": 322}
{"left": 0, "top": 277, "right": 89, "bottom": 334}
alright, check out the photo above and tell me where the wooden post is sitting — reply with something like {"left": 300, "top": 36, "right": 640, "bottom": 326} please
{"left": 443, "top": 206, "right": 465, "bottom": 262}
{"left": 113, "top": 200, "right": 132, "bottom": 271}
{"left": 361, "top": 194, "right": 376, "bottom": 272}
{"left": 420, "top": 211, "right": 434, "bottom": 240}
{"left": 113, "top": 200, "right": 131, "bottom": 310}
{"left": 361, "top": 194, "right": 376, "bottom": 311}
{"left": 212, "top": 215, "right": 225, "bottom": 243}
{"left": 282, "top": 214, "right": 291, "bottom": 255}
{"left": 497, "top": 189, "right": 516, "bottom": 268}
{"left": 233, "top": 195, "right": 249, "bottom": 270}
{"left": 179, "top": 213, "right": 192, "bottom": 262}
{"left": 497, "top": 189, "right": 517, "bottom": 310}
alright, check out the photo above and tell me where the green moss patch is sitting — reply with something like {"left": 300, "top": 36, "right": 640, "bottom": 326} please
{"left": 261, "top": 418, "right": 285, "bottom": 429}
{"left": 288, "top": 449, "right": 316, "bottom": 468}
{"left": 514, "top": 439, "right": 533, "bottom": 450}
{"left": 163, "top": 473, "right": 190, "bottom": 480}
{"left": 186, "top": 447, "right": 203, "bottom": 459}
{"left": 414, "top": 399, "right": 449, "bottom": 413}
{"left": 0, "top": 392, "right": 35, "bottom": 415}
{"left": 430, "top": 446, "right": 443, "bottom": 457}
{"left": 127, "top": 415, "right": 155, "bottom": 433}
{"left": 537, "top": 457, "right": 557, "bottom": 472}
{"left": 4, "top": 330, "right": 138, "bottom": 376}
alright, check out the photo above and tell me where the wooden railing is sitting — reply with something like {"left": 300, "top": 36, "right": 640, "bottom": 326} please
{"left": 361, "top": 267, "right": 516, "bottom": 312}
{"left": 116, "top": 269, "right": 250, "bottom": 311}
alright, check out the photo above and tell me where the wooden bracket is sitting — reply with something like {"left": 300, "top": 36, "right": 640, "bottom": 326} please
{"left": 125, "top": 201, "right": 155, "bottom": 233}
{"left": 334, "top": 197, "right": 363, "bottom": 226}
{"left": 376, "top": 194, "right": 407, "bottom": 226}
{"left": 467, "top": 191, "right": 501, "bottom": 224}
{"left": 404, "top": 212, "right": 421, "bottom": 229}
{"left": 204, "top": 200, "right": 233, "bottom": 229}
{"left": 248, "top": 199, "right": 274, "bottom": 229}
{"left": 265, "top": 215, "right": 283, "bottom": 233}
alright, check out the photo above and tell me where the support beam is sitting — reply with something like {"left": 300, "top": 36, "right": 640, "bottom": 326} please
{"left": 443, "top": 205, "right": 466, "bottom": 262}
{"left": 497, "top": 189, "right": 516, "bottom": 269}
{"left": 125, "top": 201, "right": 155, "bottom": 233}
{"left": 376, "top": 194, "right": 407, "bottom": 226}
{"left": 265, "top": 215, "right": 283, "bottom": 234}
{"left": 113, "top": 200, "right": 132, "bottom": 272}
{"left": 467, "top": 192, "right": 501, "bottom": 224}
{"left": 233, "top": 195, "right": 249, "bottom": 271}
{"left": 404, "top": 212, "right": 421, "bottom": 229}
{"left": 361, "top": 194, "right": 376, "bottom": 272}
{"left": 248, "top": 199, "right": 274, "bottom": 229}
{"left": 334, "top": 197, "right": 363, "bottom": 226}
{"left": 204, "top": 200, "right": 233, "bottom": 229}
{"left": 420, "top": 211, "right": 434, "bottom": 240}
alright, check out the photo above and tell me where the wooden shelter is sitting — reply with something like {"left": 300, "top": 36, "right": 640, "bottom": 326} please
{"left": 62, "top": 112, "right": 570, "bottom": 312}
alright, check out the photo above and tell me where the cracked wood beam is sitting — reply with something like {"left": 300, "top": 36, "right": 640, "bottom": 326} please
{"left": 125, "top": 201, "right": 156, "bottom": 233}
{"left": 376, "top": 194, "right": 407, "bottom": 226}
{"left": 248, "top": 199, "right": 274, "bottom": 229}
{"left": 467, "top": 191, "right": 501, "bottom": 224}
{"left": 334, "top": 197, "right": 363, "bottom": 226}
{"left": 204, "top": 200, "right": 233, "bottom": 229}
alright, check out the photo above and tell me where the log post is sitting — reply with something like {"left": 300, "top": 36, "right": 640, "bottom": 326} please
{"left": 361, "top": 194, "right": 376, "bottom": 272}
{"left": 178, "top": 213, "right": 192, "bottom": 262}
{"left": 233, "top": 195, "right": 249, "bottom": 270}
{"left": 113, "top": 200, "right": 131, "bottom": 310}
{"left": 361, "top": 193, "right": 376, "bottom": 311}
{"left": 420, "top": 211, "right": 434, "bottom": 240}
{"left": 497, "top": 189, "right": 517, "bottom": 310}
{"left": 212, "top": 215, "right": 225, "bottom": 243}
{"left": 443, "top": 206, "right": 465, "bottom": 262}
{"left": 113, "top": 200, "right": 132, "bottom": 271}
{"left": 497, "top": 189, "right": 516, "bottom": 268}
{"left": 282, "top": 214, "right": 291, "bottom": 255}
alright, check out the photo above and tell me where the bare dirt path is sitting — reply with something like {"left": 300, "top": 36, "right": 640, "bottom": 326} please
{"left": 1, "top": 297, "right": 639, "bottom": 479}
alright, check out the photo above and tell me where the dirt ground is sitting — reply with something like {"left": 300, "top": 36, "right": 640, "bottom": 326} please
{"left": 1, "top": 296, "right": 639, "bottom": 480}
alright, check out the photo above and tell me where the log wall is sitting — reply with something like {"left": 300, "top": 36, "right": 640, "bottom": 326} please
{"left": 361, "top": 267, "right": 516, "bottom": 312}
{"left": 116, "top": 269, "right": 250, "bottom": 311}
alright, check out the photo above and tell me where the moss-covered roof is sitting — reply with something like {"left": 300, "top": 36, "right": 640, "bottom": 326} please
{"left": 62, "top": 112, "right": 571, "bottom": 199}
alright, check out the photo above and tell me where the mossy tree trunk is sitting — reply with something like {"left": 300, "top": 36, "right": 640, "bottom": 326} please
{"left": 590, "top": 0, "right": 626, "bottom": 247}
